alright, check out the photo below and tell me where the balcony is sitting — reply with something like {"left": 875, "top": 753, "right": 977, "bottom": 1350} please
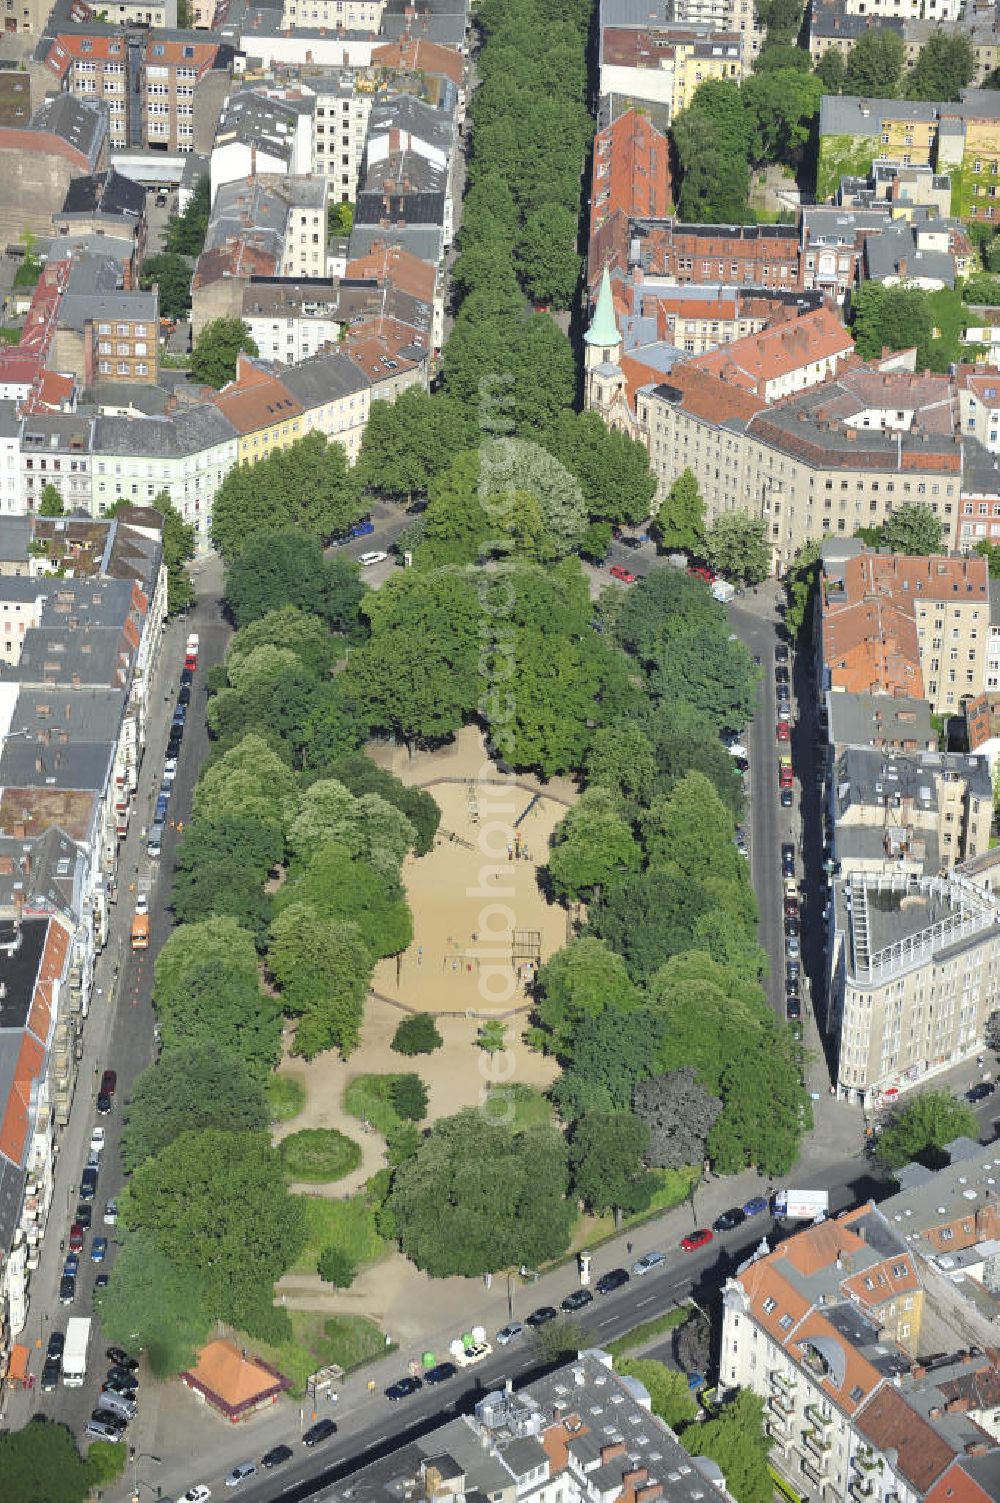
{"left": 801, "top": 1459, "right": 825, "bottom": 1489}
{"left": 854, "top": 1451, "right": 882, "bottom": 1475}
{"left": 770, "top": 1368, "right": 798, "bottom": 1393}
{"left": 770, "top": 1392, "right": 795, "bottom": 1418}
{"left": 804, "top": 1430, "right": 832, "bottom": 1463}
{"left": 850, "top": 1481, "right": 874, "bottom": 1503}
{"left": 806, "top": 1403, "right": 833, "bottom": 1431}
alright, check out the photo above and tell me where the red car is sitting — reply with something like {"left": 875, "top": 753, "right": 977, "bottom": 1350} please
{"left": 609, "top": 565, "right": 636, "bottom": 584}
{"left": 779, "top": 765, "right": 794, "bottom": 790}
{"left": 687, "top": 565, "right": 714, "bottom": 584}
{"left": 681, "top": 1228, "right": 714, "bottom": 1252}
{"left": 776, "top": 721, "right": 790, "bottom": 742}
{"left": 68, "top": 1223, "right": 85, "bottom": 1252}
{"left": 184, "top": 653, "right": 198, "bottom": 672}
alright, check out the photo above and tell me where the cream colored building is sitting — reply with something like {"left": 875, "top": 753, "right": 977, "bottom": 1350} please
{"left": 828, "top": 868, "right": 1000, "bottom": 1106}
{"left": 280, "top": 351, "right": 371, "bottom": 465}
{"left": 279, "top": 180, "right": 328, "bottom": 281}
{"left": 281, "top": 0, "right": 383, "bottom": 26}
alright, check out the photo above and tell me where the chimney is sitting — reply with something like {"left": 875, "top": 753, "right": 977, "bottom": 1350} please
{"left": 602, "top": 1446, "right": 627, "bottom": 1465}
{"left": 622, "top": 1469, "right": 648, "bottom": 1487}
{"left": 897, "top": 257, "right": 908, "bottom": 278}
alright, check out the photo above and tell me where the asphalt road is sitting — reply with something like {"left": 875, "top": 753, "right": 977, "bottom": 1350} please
{"left": 18, "top": 571, "right": 232, "bottom": 1441}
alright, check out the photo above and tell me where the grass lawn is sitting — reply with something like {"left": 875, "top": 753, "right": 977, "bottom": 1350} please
{"left": 279, "top": 1128, "right": 361, "bottom": 1183}
{"left": 343, "top": 1073, "right": 405, "bottom": 1136}
{"left": 484, "top": 1083, "right": 552, "bottom": 1130}
{"left": 290, "top": 1192, "right": 386, "bottom": 1276}
{"left": 606, "top": 1305, "right": 690, "bottom": 1358}
{"left": 246, "top": 1311, "right": 387, "bottom": 1394}
{"left": 268, "top": 1074, "right": 306, "bottom": 1123}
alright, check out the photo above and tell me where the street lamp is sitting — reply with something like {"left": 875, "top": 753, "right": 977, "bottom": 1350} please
{"left": 130, "top": 1450, "right": 162, "bottom": 1503}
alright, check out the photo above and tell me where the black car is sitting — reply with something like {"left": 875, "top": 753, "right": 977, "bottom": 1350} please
{"left": 781, "top": 844, "right": 796, "bottom": 876}
{"left": 776, "top": 682, "right": 791, "bottom": 701}
{"left": 786, "top": 965, "right": 800, "bottom": 991}
{"left": 94, "top": 1274, "right": 110, "bottom": 1297}
{"left": 180, "top": 667, "right": 193, "bottom": 687}
{"left": 784, "top": 916, "right": 800, "bottom": 937}
{"left": 178, "top": 684, "right": 191, "bottom": 706}
{"left": 59, "top": 1274, "right": 76, "bottom": 1304}
{"left": 733, "top": 755, "right": 750, "bottom": 774}
{"left": 90, "top": 1408, "right": 126, "bottom": 1434}
{"left": 620, "top": 536, "right": 643, "bottom": 549}
{"left": 968, "top": 1081, "right": 994, "bottom": 1103}
{"left": 96, "top": 1092, "right": 112, "bottom": 1116}
{"left": 561, "top": 1288, "right": 594, "bottom": 1313}
{"left": 106, "top": 1345, "right": 129, "bottom": 1365}
{"left": 385, "top": 1376, "right": 422, "bottom": 1401}
{"left": 786, "top": 996, "right": 801, "bottom": 1020}
{"left": 261, "top": 1445, "right": 294, "bottom": 1469}
{"left": 80, "top": 1167, "right": 98, "bottom": 1201}
{"left": 108, "top": 1362, "right": 139, "bottom": 1384}
{"left": 47, "top": 1332, "right": 65, "bottom": 1362}
{"left": 775, "top": 644, "right": 789, "bottom": 664}
{"left": 75, "top": 1202, "right": 92, "bottom": 1229}
{"left": 40, "top": 1359, "right": 61, "bottom": 1392}
{"left": 596, "top": 1268, "right": 630, "bottom": 1294}
{"left": 713, "top": 1207, "right": 746, "bottom": 1232}
{"left": 526, "top": 1305, "right": 558, "bottom": 1328}
{"left": 774, "top": 666, "right": 789, "bottom": 685}
{"left": 302, "top": 1419, "right": 337, "bottom": 1447}
{"left": 780, "top": 788, "right": 793, "bottom": 807}
{"left": 424, "top": 1362, "right": 457, "bottom": 1385}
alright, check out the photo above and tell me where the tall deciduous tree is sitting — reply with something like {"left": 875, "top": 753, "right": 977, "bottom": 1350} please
{"left": 844, "top": 28, "right": 906, "bottom": 97}
{"left": 122, "top": 1129, "right": 305, "bottom": 1337}
{"left": 189, "top": 317, "right": 258, "bottom": 388}
{"left": 534, "top": 936, "right": 642, "bottom": 1054}
{"left": 515, "top": 203, "right": 581, "bottom": 308}
{"left": 356, "top": 388, "right": 471, "bottom": 502}
{"left": 225, "top": 529, "right": 366, "bottom": 634}
{"left": 906, "top": 31, "right": 974, "bottom": 100}
{"left": 267, "top": 903, "right": 372, "bottom": 1057}
{"left": 873, "top": 502, "right": 946, "bottom": 556}
{"left": 616, "top": 1360, "right": 698, "bottom": 1428}
{"left": 140, "top": 252, "right": 192, "bottom": 320}
{"left": 569, "top": 1110, "right": 652, "bottom": 1221}
{"left": 39, "top": 483, "right": 64, "bottom": 517}
{"left": 704, "top": 511, "right": 771, "bottom": 585}
{"left": 166, "top": 175, "right": 209, "bottom": 255}
{"left": 548, "top": 787, "right": 642, "bottom": 902}
{"left": 390, "top": 1109, "right": 574, "bottom": 1274}
{"left": 212, "top": 434, "right": 362, "bottom": 558}
{"left": 876, "top": 1089, "right": 978, "bottom": 1170}
{"left": 633, "top": 1069, "right": 723, "bottom": 1169}
{"left": 655, "top": 469, "right": 706, "bottom": 553}
{"left": 153, "top": 916, "right": 282, "bottom": 1076}
{"left": 122, "top": 1041, "right": 269, "bottom": 1171}
{"left": 0, "top": 1422, "right": 109, "bottom": 1502}
{"left": 696, "top": 1393, "right": 773, "bottom": 1503}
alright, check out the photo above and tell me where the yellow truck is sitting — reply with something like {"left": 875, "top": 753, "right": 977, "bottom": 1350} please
{"left": 130, "top": 894, "right": 149, "bottom": 951}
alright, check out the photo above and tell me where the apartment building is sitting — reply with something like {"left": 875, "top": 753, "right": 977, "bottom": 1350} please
{"left": 48, "top": 260, "right": 160, "bottom": 388}
{"left": 594, "top": 215, "right": 802, "bottom": 292}
{"left": 826, "top": 692, "right": 936, "bottom": 755}
{"left": 303, "top": 69, "right": 372, "bottom": 203}
{"left": 37, "top": 16, "right": 235, "bottom": 154}
{"left": 828, "top": 866, "right": 1000, "bottom": 1104}
{"left": 325, "top": 1348, "right": 736, "bottom": 1503}
{"left": 598, "top": 25, "right": 743, "bottom": 120}
{"left": 827, "top": 745, "right": 993, "bottom": 877}
{"left": 589, "top": 110, "right": 672, "bottom": 271}
{"left": 210, "top": 88, "right": 313, "bottom": 203}
{"left": 346, "top": 237, "right": 443, "bottom": 352}
{"left": 280, "top": 0, "right": 383, "bottom": 28}
{"left": 0, "top": 94, "right": 108, "bottom": 246}
{"left": 20, "top": 412, "right": 94, "bottom": 513}
{"left": 241, "top": 278, "right": 341, "bottom": 366}
{"left": 92, "top": 404, "right": 238, "bottom": 546}
{"left": 685, "top": 305, "right": 853, "bottom": 403}
{"left": 210, "top": 358, "right": 304, "bottom": 465}
{"left": 280, "top": 350, "right": 370, "bottom": 463}
{"left": 820, "top": 544, "right": 991, "bottom": 717}
{"left": 720, "top": 1206, "right": 1000, "bottom": 1503}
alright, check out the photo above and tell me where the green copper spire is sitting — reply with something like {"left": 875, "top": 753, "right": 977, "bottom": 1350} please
{"left": 584, "top": 265, "right": 620, "bottom": 348}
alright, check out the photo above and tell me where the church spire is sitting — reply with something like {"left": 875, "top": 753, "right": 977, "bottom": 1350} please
{"left": 584, "top": 265, "right": 620, "bottom": 348}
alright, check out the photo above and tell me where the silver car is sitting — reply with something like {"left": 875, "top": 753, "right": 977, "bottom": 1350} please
{"left": 631, "top": 1250, "right": 667, "bottom": 1277}
{"left": 225, "top": 1464, "right": 256, "bottom": 1489}
{"left": 495, "top": 1322, "right": 524, "bottom": 1345}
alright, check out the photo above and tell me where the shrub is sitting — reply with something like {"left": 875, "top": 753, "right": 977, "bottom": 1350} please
{"left": 392, "top": 1014, "right": 443, "bottom": 1055}
{"left": 317, "top": 1244, "right": 358, "bottom": 1287}
{"left": 279, "top": 1128, "right": 362, "bottom": 1183}
{"left": 390, "top": 1073, "right": 429, "bottom": 1121}
{"left": 267, "top": 1074, "right": 307, "bottom": 1122}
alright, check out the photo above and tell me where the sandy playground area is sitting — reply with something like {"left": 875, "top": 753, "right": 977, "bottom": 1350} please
{"left": 369, "top": 729, "right": 576, "bottom": 1018}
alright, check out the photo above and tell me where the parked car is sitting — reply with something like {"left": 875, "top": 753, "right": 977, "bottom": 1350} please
{"left": 80, "top": 1167, "right": 98, "bottom": 1201}
{"left": 94, "top": 1274, "right": 110, "bottom": 1297}
{"left": 385, "top": 1376, "right": 422, "bottom": 1400}
{"left": 968, "top": 1081, "right": 994, "bottom": 1103}
{"left": 743, "top": 1196, "right": 769, "bottom": 1218}
{"left": 786, "top": 996, "right": 801, "bottom": 1020}
{"left": 775, "top": 666, "right": 789, "bottom": 686}
{"left": 561, "top": 1288, "right": 594, "bottom": 1313}
{"left": 179, "top": 667, "right": 194, "bottom": 687}
{"left": 359, "top": 551, "right": 388, "bottom": 567}
{"left": 784, "top": 916, "right": 800, "bottom": 937}
{"left": 163, "top": 756, "right": 178, "bottom": 782}
{"left": 631, "top": 1250, "right": 667, "bottom": 1277}
{"left": 59, "top": 1274, "right": 76, "bottom": 1304}
{"left": 63, "top": 1255, "right": 79, "bottom": 1278}
{"left": 786, "top": 934, "right": 800, "bottom": 959}
{"left": 47, "top": 1332, "right": 65, "bottom": 1362}
{"left": 41, "top": 1359, "right": 60, "bottom": 1392}
{"left": 713, "top": 1208, "right": 746, "bottom": 1232}
{"left": 680, "top": 1228, "right": 714, "bottom": 1252}
{"left": 74, "top": 1203, "right": 92, "bottom": 1230}
{"left": 525, "top": 1305, "right": 558, "bottom": 1327}
{"left": 776, "top": 721, "right": 790, "bottom": 742}
{"left": 424, "top": 1362, "right": 457, "bottom": 1385}
{"left": 90, "top": 1126, "right": 106, "bottom": 1154}
{"left": 780, "top": 787, "right": 794, "bottom": 808}
{"left": 91, "top": 1237, "right": 108, "bottom": 1263}
{"left": 261, "top": 1446, "right": 293, "bottom": 1470}
{"left": 609, "top": 565, "right": 637, "bottom": 584}
{"left": 181, "top": 1489, "right": 212, "bottom": 1503}
{"left": 224, "top": 1463, "right": 256, "bottom": 1488}
{"left": 68, "top": 1222, "right": 85, "bottom": 1252}
{"left": 104, "top": 1199, "right": 118, "bottom": 1226}
{"left": 86, "top": 1417, "right": 122, "bottom": 1441}
{"left": 775, "top": 644, "right": 789, "bottom": 664}
{"left": 178, "top": 684, "right": 191, "bottom": 706}
{"left": 100, "top": 1070, "right": 117, "bottom": 1098}
{"left": 496, "top": 1322, "right": 524, "bottom": 1344}
{"left": 781, "top": 844, "right": 796, "bottom": 876}
{"left": 783, "top": 896, "right": 799, "bottom": 918}
{"left": 302, "top": 1419, "right": 337, "bottom": 1447}
{"left": 596, "top": 1268, "right": 630, "bottom": 1294}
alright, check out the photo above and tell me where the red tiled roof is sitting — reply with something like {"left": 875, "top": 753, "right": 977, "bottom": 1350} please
{"left": 590, "top": 109, "right": 672, "bottom": 248}
{"left": 182, "top": 1339, "right": 289, "bottom": 1419}
{"left": 856, "top": 1385, "right": 959, "bottom": 1493}
{"left": 688, "top": 307, "right": 852, "bottom": 395}
{"left": 345, "top": 241, "right": 435, "bottom": 303}
{"left": 193, "top": 242, "right": 277, "bottom": 289}
{"left": 211, "top": 361, "right": 303, "bottom": 435}
{"left": 371, "top": 37, "right": 463, "bottom": 85}
{"left": 657, "top": 362, "right": 765, "bottom": 426}
{"left": 925, "top": 1461, "right": 996, "bottom": 1503}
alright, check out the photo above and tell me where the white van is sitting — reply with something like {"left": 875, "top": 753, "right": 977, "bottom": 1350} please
{"left": 146, "top": 821, "right": 164, "bottom": 859}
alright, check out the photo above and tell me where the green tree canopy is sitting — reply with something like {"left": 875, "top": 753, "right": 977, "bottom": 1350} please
{"left": 267, "top": 903, "right": 372, "bottom": 1058}
{"left": 0, "top": 1422, "right": 102, "bottom": 1503}
{"left": 194, "top": 733, "right": 300, "bottom": 831}
{"left": 548, "top": 787, "right": 642, "bottom": 902}
{"left": 641, "top": 772, "right": 741, "bottom": 882}
{"left": 695, "top": 1391, "right": 773, "bottom": 1503}
{"left": 166, "top": 175, "right": 209, "bottom": 255}
{"left": 227, "top": 606, "right": 338, "bottom": 679}
{"left": 190, "top": 317, "right": 258, "bottom": 388}
{"left": 98, "top": 1229, "right": 211, "bottom": 1377}
{"left": 844, "top": 27, "right": 906, "bottom": 96}
{"left": 122, "top": 1129, "right": 305, "bottom": 1336}
{"left": 617, "top": 1360, "right": 698, "bottom": 1428}
{"left": 585, "top": 722, "right": 658, "bottom": 808}
{"left": 850, "top": 281, "right": 934, "bottom": 364}
{"left": 877, "top": 1089, "right": 978, "bottom": 1170}
{"left": 815, "top": 48, "right": 846, "bottom": 92}
{"left": 390, "top": 1109, "right": 574, "bottom": 1274}
{"left": 534, "top": 936, "right": 642, "bottom": 1054}
{"left": 569, "top": 1110, "right": 652, "bottom": 1217}
{"left": 324, "top": 753, "right": 441, "bottom": 854}
{"left": 655, "top": 469, "right": 706, "bottom": 553}
{"left": 212, "top": 434, "right": 363, "bottom": 558}
{"left": 704, "top": 511, "right": 771, "bottom": 585}
{"left": 356, "top": 388, "right": 471, "bottom": 502}
{"left": 121, "top": 1040, "right": 269, "bottom": 1171}
{"left": 541, "top": 410, "right": 656, "bottom": 525}
{"left": 277, "top": 840, "right": 412, "bottom": 958}
{"left": 153, "top": 916, "right": 282, "bottom": 1076}
{"left": 225, "top": 530, "right": 366, "bottom": 635}
{"left": 906, "top": 31, "right": 974, "bottom": 100}
{"left": 140, "top": 251, "right": 192, "bottom": 320}
{"left": 515, "top": 202, "right": 581, "bottom": 307}
{"left": 869, "top": 502, "right": 946, "bottom": 556}
{"left": 38, "top": 483, "right": 64, "bottom": 517}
